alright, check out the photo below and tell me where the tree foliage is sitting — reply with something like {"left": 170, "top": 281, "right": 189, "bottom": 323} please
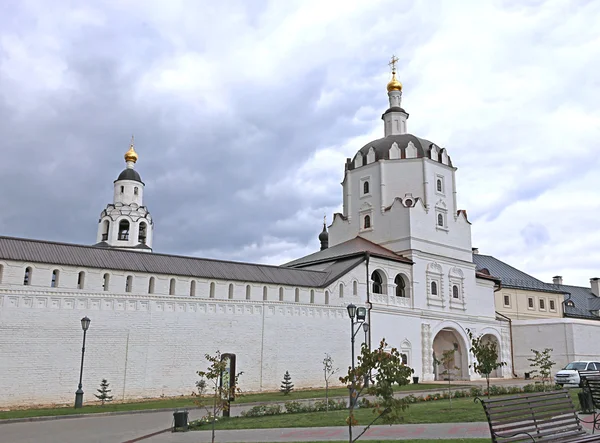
{"left": 94, "top": 378, "right": 113, "bottom": 406}
{"left": 527, "top": 348, "right": 555, "bottom": 390}
{"left": 280, "top": 371, "right": 294, "bottom": 395}
{"left": 466, "top": 329, "right": 506, "bottom": 398}
{"left": 323, "top": 353, "right": 339, "bottom": 412}
{"left": 339, "top": 338, "right": 414, "bottom": 442}
{"left": 434, "top": 348, "right": 459, "bottom": 409}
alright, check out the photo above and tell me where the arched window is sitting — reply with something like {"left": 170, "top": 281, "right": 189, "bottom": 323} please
{"left": 353, "top": 280, "right": 358, "bottom": 296}
{"left": 401, "top": 354, "right": 408, "bottom": 365}
{"left": 169, "top": 278, "right": 176, "bottom": 295}
{"left": 325, "top": 291, "right": 330, "bottom": 305}
{"left": 77, "top": 271, "right": 85, "bottom": 289}
{"left": 102, "top": 220, "right": 110, "bottom": 241}
{"left": 138, "top": 222, "right": 147, "bottom": 244}
{"left": 102, "top": 273, "right": 110, "bottom": 291}
{"left": 339, "top": 283, "right": 344, "bottom": 298}
{"left": 0, "top": 264, "right": 4, "bottom": 284}
{"left": 363, "top": 181, "right": 370, "bottom": 195}
{"left": 364, "top": 215, "right": 371, "bottom": 229}
{"left": 437, "top": 214, "right": 443, "bottom": 227}
{"left": 295, "top": 288, "right": 300, "bottom": 302}
{"left": 210, "top": 282, "right": 215, "bottom": 298}
{"left": 263, "top": 286, "right": 268, "bottom": 301}
{"left": 452, "top": 285, "right": 459, "bottom": 299}
{"left": 228, "top": 283, "right": 234, "bottom": 299}
{"left": 120, "top": 185, "right": 124, "bottom": 193}
{"left": 279, "top": 287, "right": 284, "bottom": 301}
{"left": 148, "top": 277, "right": 155, "bottom": 294}
{"left": 565, "top": 300, "right": 575, "bottom": 308}
{"left": 431, "top": 281, "right": 438, "bottom": 296}
{"left": 118, "top": 220, "right": 130, "bottom": 241}
{"left": 51, "top": 269, "right": 59, "bottom": 288}
{"left": 134, "top": 187, "right": 139, "bottom": 195}
{"left": 310, "top": 289, "right": 315, "bottom": 304}
{"left": 395, "top": 274, "right": 406, "bottom": 297}
{"left": 190, "top": 280, "right": 196, "bottom": 296}
{"left": 246, "top": 285, "right": 251, "bottom": 300}
{"left": 126, "top": 275, "right": 133, "bottom": 293}
{"left": 437, "top": 179, "right": 442, "bottom": 192}
{"left": 371, "top": 271, "right": 383, "bottom": 294}
{"left": 23, "top": 267, "right": 32, "bottom": 286}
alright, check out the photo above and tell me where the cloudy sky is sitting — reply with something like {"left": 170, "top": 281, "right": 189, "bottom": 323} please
{"left": 1, "top": 0, "right": 599, "bottom": 286}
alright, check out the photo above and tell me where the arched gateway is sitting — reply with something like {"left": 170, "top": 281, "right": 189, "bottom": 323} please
{"left": 432, "top": 327, "right": 469, "bottom": 380}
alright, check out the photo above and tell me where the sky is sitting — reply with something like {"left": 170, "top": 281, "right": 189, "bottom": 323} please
{"left": 1, "top": 0, "right": 599, "bottom": 287}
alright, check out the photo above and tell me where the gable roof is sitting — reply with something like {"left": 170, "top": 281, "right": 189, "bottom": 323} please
{"left": 283, "top": 236, "right": 413, "bottom": 268}
{"left": 0, "top": 236, "right": 358, "bottom": 288}
{"left": 551, "top": 283, "right": 600, "bottom": 320}
{"left": 472, "top": 254, "right": 565, "bottom": 294}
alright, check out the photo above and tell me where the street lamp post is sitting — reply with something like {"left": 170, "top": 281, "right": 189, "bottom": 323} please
{"left": 346, "top": 304, "right": 368, "bottom": 443}
{"left": 74, "top": 316, "right": 91, "bottom": 409}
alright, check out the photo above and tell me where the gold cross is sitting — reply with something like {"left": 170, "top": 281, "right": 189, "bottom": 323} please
{"left": 388, "top": 55, "right": 399, "bottom": 72}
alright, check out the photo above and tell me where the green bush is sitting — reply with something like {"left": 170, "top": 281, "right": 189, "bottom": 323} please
{"left": 241, "top": 404, "right": 282, "bottom": 417}
{"left": 469, "top": 386, "right": 483, "bottom": 397}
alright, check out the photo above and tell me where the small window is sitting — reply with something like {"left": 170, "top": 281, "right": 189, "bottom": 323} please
{"left": 431, "top": 281, "right": 438, "bottom": 296}
{"left": 134, "top": 187, "right": 138, "bottom": 195}
{"left": 0, "top": 264, "right": 3, "bottom": 284}
{"left": 372, "top": 271, "right": 383, "bottom": 294}
{"left": 437, "top": 213, "right": 444, "bottom": 227}
{"left": 246, "top": 285, "right": 251, "bottom": 300}
{"left": 126, "top": 275, "right": 133, "bottom": 293}
{"left": 401, "top": 354, "right": 408, "bottom": 365}
{"left": 228, "top": 283, "right": 234, "bottom": 299}
{"left": 503, "top": 295, "right": 510, "bottom": 307}
{"left": 565, "top": 300, "right": 575, "bottom": 307}
{"left": 169, "top": 278, "right": 176, "bottom": 295}
{"left": 77, "top": 271, "right": 85, "bottom": 289}
{"left": 51, "top": 269, "right": 59, "bottom": 288}
{"left": 310, "top": 289, "right": 315, "bottom": 304}
{"left": 148, "top": 277, "right": 155, "bottom": 294}
{"left": 263, "top": 286, "right": 268, "bottom": 301}
{"left": 295, "top": 288, "right": 300, "bottom": 302}
{"left": 103, "top": 273, "right": 110, "bottom": 291}
{"left": 120, "top": 186, "right": 124, "bottom": 193}
{"left": 279, "top": 287, "right": 284, "bottom": 301}
{"left": 395, "top": 275, "right": 406, "bottom": 297}
{"left": 549, "top": 299, "right": 556, "bottom": 311}
{"left": 210, "top": 282, "right": 215, "bottom": 298}
{"left": 539, "top": 298, "right": 545, "bottom": 310}
{"left": 24, "top": 267, "right": 32, "bottom": 286}
{"left": 339, "top": 283, "right": 344, "bottom": 298}
{"left": 325, "top": 291, "right": 329, "bottom": 305}
{"left": 437, "top": 179, "right": 442, "bottom": 192}
{"left": 190, "top": 280, "right": 196, "bottom": 296}
{"left": 452, "top": 285, "right": 459, "bottom": 299}
{"left": 528, "top": 297, "right": 534, "bottom": 308}
{"left": 138, "top": 222, "right": 147, "bottom": 244}
{"left": 363, "top": 181, "right": 370, "bottom": 195}
{"left": 353, "top": 280, "right": 358, "bottom": 296}
{"left": 364, "top": 215, "right": 371, "bottom": 229}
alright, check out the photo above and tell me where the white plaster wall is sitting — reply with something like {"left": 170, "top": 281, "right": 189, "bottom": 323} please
{"left": 113, "top": 179, "right": 144, "bottom": 206}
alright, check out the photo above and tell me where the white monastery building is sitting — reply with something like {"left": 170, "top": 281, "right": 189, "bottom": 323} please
{"left": 0, "top": 62, "right": 512, "bottom": 407}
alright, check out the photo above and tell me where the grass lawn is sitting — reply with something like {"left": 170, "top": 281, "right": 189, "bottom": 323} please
{"left": 0, "top": 383, "right": 448, "bottom": 420}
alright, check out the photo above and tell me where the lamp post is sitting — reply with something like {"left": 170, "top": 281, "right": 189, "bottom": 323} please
{"left": 346, "top": 304, "right": 368, "bottom": 443}
{"left": 74, "top": 316, "right": 91, "bottom": 409}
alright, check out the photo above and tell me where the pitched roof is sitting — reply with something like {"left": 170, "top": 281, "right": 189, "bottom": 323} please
{"left": 552, "top": 283, "right": 600, "bottom": 320}
{"left": 282, "top": 236, "right": 413, "bottom": 268}
{"left": 472, "top": 254, "right": 564, "bottom": 294}
{"left": 0, "top": 236, "right": 358, "bottom": 288}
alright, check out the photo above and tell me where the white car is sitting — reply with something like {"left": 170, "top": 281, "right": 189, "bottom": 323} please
{"left": 554, "top": 361, "right": 600, "bottom": 387}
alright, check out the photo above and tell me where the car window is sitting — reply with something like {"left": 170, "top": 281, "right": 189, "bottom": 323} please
{"left": 565, "top": 362, "right": 588, "bottom": 370}
{"left": 588, "top": 363, "right": 596, "bottom": 370}
{"left": 595, "top": 362, "right": 600, "bottom": 369}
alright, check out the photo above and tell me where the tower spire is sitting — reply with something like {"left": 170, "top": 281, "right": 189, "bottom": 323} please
{"left": 319, "top": 214, "right": 329, "bottom": 251}
{"left": 124, "top": 135, "right": 138, "bottom": 166}
{"left": 382, "top": 55, "right": 408, "bottom": 136}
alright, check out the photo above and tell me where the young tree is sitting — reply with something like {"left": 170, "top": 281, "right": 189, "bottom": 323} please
{"left": 339, "top": 338, "right": 414, "bottom": 443}
{"left": 527, "top": 348, "right": 555, "bottom": 391}
{"left": 466, "top": 329, "right": 506, "bottom": 398}
{"left": 195, "top": 351, "right": 243, "bottom": 443}
{"left": 280, "top": 371, "right": 294, "bottom": 395}
{"left": 434, "top": 349, "right": 459, "bottom": 409}
{"left": 94, "top": 379, "right": 113, "bottom": 406}
{"left": 323, "top": 353, "right": 339, "bottom": 412}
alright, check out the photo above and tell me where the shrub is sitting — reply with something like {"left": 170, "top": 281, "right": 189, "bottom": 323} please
{"left": 284, "top": 401, "right": 307, "bottom": 414}
{"left": 241, "top": 404, "right": 282, "bottom": 417}
{"left": 469, "top": 386, "right": 483, "bottom": 397}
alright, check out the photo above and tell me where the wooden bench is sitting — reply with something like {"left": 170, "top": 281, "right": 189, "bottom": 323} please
{"left": 580, "top": 376, "right": 600, "bottom": 433}
{"left": 477, "top": 390, "right": 600, "bottom": 442}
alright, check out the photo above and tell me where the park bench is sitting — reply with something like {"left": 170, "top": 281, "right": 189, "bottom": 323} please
{"left": 477, "top": 389, "right": 600, "bottom": 442}
{"left": 580, "top": 376, "right": 600, "bottom": 433}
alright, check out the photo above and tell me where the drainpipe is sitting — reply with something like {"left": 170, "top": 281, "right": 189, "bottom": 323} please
{"left": 496, "top": 311, "right": 518, "bottom": 378}
{"left": 365, "top": 252, "right": 372, "bottom": 350}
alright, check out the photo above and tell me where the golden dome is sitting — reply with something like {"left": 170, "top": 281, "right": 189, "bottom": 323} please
{"left": 124, "top": 137, "right": 138, "bottom": 163}
{"left": 387, "top": 71, "right": 402, "bottom": 92}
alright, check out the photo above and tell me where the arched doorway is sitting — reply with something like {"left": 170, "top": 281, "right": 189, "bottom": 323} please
{"left": 481, "top": 334, "right": 501, "bottom": 378}
{"left": 432, "top": 328, "right": 468, "bottom": 380}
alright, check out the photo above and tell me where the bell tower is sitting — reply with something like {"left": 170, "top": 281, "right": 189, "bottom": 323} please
{"left": 95, "top": 137, "right": 154, "bottom": 252}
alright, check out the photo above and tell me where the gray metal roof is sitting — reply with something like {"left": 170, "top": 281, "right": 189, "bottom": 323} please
{"left": 472, "top": 254, "right": 565, "bottom": 294}
{"left": 0, "top": 236, "right": 356, "bottom": 288}
{"left": 552, "top": 283, "right": 600, "bottom": 320}
{"left": 283, "top": 236, "right": 412, "bottom": 268}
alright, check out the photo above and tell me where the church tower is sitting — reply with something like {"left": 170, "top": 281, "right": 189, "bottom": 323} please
{"left": 95, "top": 137, "right": 154, "bottom": 252}
{"left": 328, "top": 57, "right": 472, "bottom": 262}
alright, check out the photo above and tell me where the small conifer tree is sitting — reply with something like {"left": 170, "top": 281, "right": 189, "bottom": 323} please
{"left": 95, "top": 378, "right": 113, "bottom": 405}
{"left": 280, "top": 371, "right": 294, "bottom": 395}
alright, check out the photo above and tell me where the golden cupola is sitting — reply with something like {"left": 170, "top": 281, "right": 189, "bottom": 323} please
{"left": 124, "top": 137, "right": 138, "bottom": 163}
{"left": 387, "top": 71, "right": 402, "bottom": 93}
